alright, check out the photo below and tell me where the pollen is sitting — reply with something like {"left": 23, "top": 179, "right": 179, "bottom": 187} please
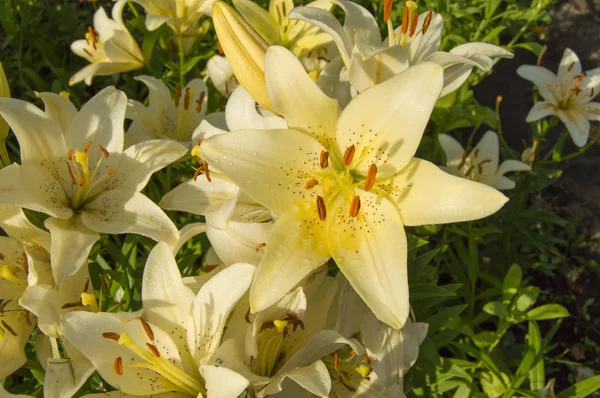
{"left": 140, "top": 318, "right": 155, "bottom": 341}
{"left": 349, "top": 196, "right": 361, "bottom": 218}
{"left": 102, "top": 332, "right": 121, "bottom": 341}
{"left": 343, "top": 145, "right": 356, "bottom": 166}
{"left": 97, "top": 144, "right": 109, "bottom": 158}
{"left": 400, "top": 7, "right": 408, "bottom": 34}
{"left": 384, "top": 0, "right": 393, "bottom": 22}
{"left": 363, "top": 163, "right": 377, "bottom": 191}
{"left": 319, "top": 150, "right": 329, "bottom": 169}
{"left": 305, "top": 178, "right": 318, "bottom": 189}
{"left": 422, "top": 11, "right": 433, "bottom": 34}
{"left": 316, "top": 196, "right": 327, "bottom": 221}
{"left": 146, "top": 343, "right": 161, "bottom": 358}
{"left": 114, "top": 357, "right": 124, "bottom": 375}
{"left": 409, "top": 10, "right": 419, "bottom": 36}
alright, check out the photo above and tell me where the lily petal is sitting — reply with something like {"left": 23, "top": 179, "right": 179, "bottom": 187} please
{"left": 43, "top": 345, "right": 95, "bottom": 398}
{"left": 265, "top": 46, "right": 340, "bottom": 148}
{"left": 0, "top": 302, "right": 33, "bottom": 379}
{"left": 327, "top": 190, "right": 408, "bottom": 328}
{"left": 349, "top": 42, "right": 409, "bottom": 93}
{"left": 526, "top": 101, "right": 556, "bottom": 122}
{"left": 336, "top": 62, "right": 443, "bottom": 178}
{"left": 385, "top": 158, "right": 508, "bottom": 226}
{"left": 556, "top": 109, "right": 590, "bottom": 147}
{"left": 81, "top": 190, "right": 178, "bottom": 246}
{"left": 438, "top": 133, "right": 465, "bottom": 169}
{"left": 199, "top": 129, "right": 326, "bottom": 214}
{"left": 471, "top": 130, "right": 499, "bottom": 172}
{"left": 0, "top": 164, "right": 72, "bottom": 219}
{"left": 65, "top": 86, "right": 126, "bottom": 154}
{"left": 496, "top": 159, "right": 531, "bottom": 177}
{"left": 580, "top": 101, "right": 600, "bottom": 121}
{"left": 160, "top": 176, "right": 240, "bottom": 216}
{"left": 557, "top": 47, "right": 582, "bottom": 93}
{"left": 250, "top": 213, "right": 330, "bottom": 313}
{"left": 202, "top": 364, "right": 250, "bottom": 398}
{"left": 259, "top": 360, "right": 330, "bottom": 397}
{"left": 44, "top": 217, "right": 100, "bottom": 283}
{"left": 516, "top": 65, "right": 561, "bottom": 104}
{"left": 36, "top": 91, "right": 78, "bottom": 133}
{"left": 234, "top": 0, "right": 279, "bottom": 44}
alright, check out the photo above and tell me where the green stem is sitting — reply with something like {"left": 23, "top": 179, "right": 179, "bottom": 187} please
{"left": 539, "top": 134, "right": 597, "bottom": 165}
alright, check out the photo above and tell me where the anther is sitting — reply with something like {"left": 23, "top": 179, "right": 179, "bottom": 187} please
{"left": 66, "top": 162, "right": 76, "bottom": 185}
{"left": 114, "top": 357, "right": 124, "bottom": 375}
{"left": 83, "top": 142, "right": 92, "bottom": 152}
{"left": 62, "top": 301, "right": 83, "bottom": 309}
{"left": 0, "top": 299, "right": 11, "bottom": 314}
{"left": 217, "top": 41, "right": 224, "bottom": 54}
{"left": 473, "top": 148, "right": 480, "bottom": 158}
{"left": 140, "top": 318, "right": 155, "bottom": 341}
{"left": 305, "top": 178, "right": 318, "bottom": 189}
{"left": 568, "top": 62, "right": 575, "bottom": 72}
{"left": 1, "top": 321, "right": 17, "bottom": 336}
{"left": 203, "top": 161, "right": 212, "bottom": 182}
{"left": 184, "top": 88, "right": 191, "bottom": 110}
{"left": 591, "top": 87, "right": 595, "bottom": 97}
{"left": 67, "top": 150, "right": 75, "bottom": 160}
{"left": 349, "top": 196, "right": 361, "bottom": 218}
{"left": 384, "top": 0, "right": 393, "bottom": 22}
{"left": 409, "top": 11, "right": 419, "bottom": 36}
{"left": 343, "top": 145, "right": 356, "bottom": 166}
{"left": 146, "top": 343, "right": 160, "bottom": 358}
{"left": 254, "top": 243, "right": 266, "bottom": 252}
{"left": 316, "top": 196, "right": 327, "bottom": 221}
{"left": 245, "top": 308, "right": 251, "bottom": 324}
{"left": 422, "top": 11, "right": 432, "bottom": 34}
{"left": 83, "top": 278, "right": 90, "bottom": 293}
{"left": 98, "top": 144, "right": 109, "bottom": 158}
{"left": 319, "top": 151, "right": 329, "bottom": 169}
{"left": 363, "top": 164, "right": 377, "bottom": 191}
{"left": 401, "top": 7, "right": 409, "bottom": 34}
{"left": 108, "top": 169, "right": 114, "bottom": 175}
{"left": 193, "top": 165, "right": 204, "bottom": 182}
{"left": 175, "top": 84, "right": 182, "bottom": 107}
{"left": 25, "top": 311, "right": 32, "bottom": 326}
{"left": 196, "top": 92, "right": 205, "bottom": 113}
{"left": 102, "top": 332, "right": 121, "bottom": 341}
{"left": 83, "top": 48, "right": 93, "bottom": 57}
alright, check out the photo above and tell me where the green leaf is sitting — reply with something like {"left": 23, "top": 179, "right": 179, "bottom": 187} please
{"left": 483, "top": 301, "right": 508, "bottom": 318}
{"left": 528, "top": 321, "right": 545, "bottom": 391}
{"left": 513, "top": 42, "right": 544, "bottom": 55}
{"left": 502, "top": 264, "right": 522, "bottom": 305}
{"left": 481, "top": 26, "right": 506, "bottom": 43}
{"left": 515, "top": 286, "right": 540, "bottom": 313}
{"left": 410, "top": 283, "right": 459, "bottom": 301}
{"left": 472, "top": 331, "right": 496, "bottom": 348}
{"left": 525, "top": 304, "right": 569, "bottom": 321}
{"left": 407, "top": 233, "right": 429, "bottom": 251}
{"left": 556, "top": 374, "right": 600, "bottom": 398}
{"left": 427, "top": 304, "right": 468, "bottom": 334}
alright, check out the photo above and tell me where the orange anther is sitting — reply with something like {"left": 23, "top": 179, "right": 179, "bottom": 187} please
{"left": 98, "top": 144, "right": 109, "bottom": 158}
{"left": 83, "top": 141, "right": 92, "bottom": 152}
{"left": 343, "top": 145, "right": 356, "bottom": 166}
{"left": 146, "top": 343, "right": 160, "bottom": 358}
{"left": 114, "top": 357, "right": 123, "bottom": 375}
{"left": 409, "top": 11, "right": 419, "bottom": 36}
{"left": 184, "top": 88, "right": 191, "bottom": 110}
{"left": 140, "top": 318, "right": 154, "bottom": 341}
{"left": 319, "top": 150, "right": 329, "bottom": 169}
{"left": 66, "top": 162, "right": 76, "bottom": 185}
{"left": 384, "top": 0, "right": 393, "bottom": 22}
{"left": 305, "top": 178, "right": 318, "bottom": 189}
{"left": 422, "top": 11, "right": 432, "bottom": 34}
{"left": 175, "top": 84, "right": 182, "bottom": 107}
{"left": 254, "top": 243, "right": 266, "bottom": 252}
{"left": 401, "top": 7, "right": 409, "bottom": 34}
{"left": 349, "top": 196, "right": 361, "bottom": 218}
{"left": 102, "top": 332, "right": 121, "bottom": 341}
{"left": 67, "top": 150, "right": 75, "bottom": 160}
{"left": 363, "top": 163, "right": 377, "bottom": 191}
{"left": 196, "top": 91, "right": 205, "bottom": 113}
{"left": 316, "top": 196, "right": 327, "bottom": 221}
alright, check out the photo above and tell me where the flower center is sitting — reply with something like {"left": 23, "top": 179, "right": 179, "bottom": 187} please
{"left": 164, "top": 85, "right": 206, "bottom": 142}
{"left": 82, "top": 26, "right": 108, "bottom": 64}
{"left": 103, "top": 322, "right": 206, "bottom": 396}
{"left": 457, "top": 149, "right": 491, "bottom": 182}
{"left": 558, "top": 71, "right": 590, "bottom": 110}
{"left": 323, "top": 347, "right": 372, "bottom": 393}
{"left": 253, "top": 314, "right": 305, "bottom": 377}
{"left": 384, "top": 0, "right": 433, "bottom": 48}
{"left": 65, "top": 141, "right": 114, "bottom": 209}
{"left": 0, "top": 251, "right": 28, "bottom": 293}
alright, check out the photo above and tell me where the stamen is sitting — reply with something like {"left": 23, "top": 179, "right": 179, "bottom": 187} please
{"left": 254, "top": 243, "right": 266, "bottom": 252}
{"left": 1, "top": 320, "right": 17, "bottom": 336}
{"left": 146, "top": 343, "right": 161, "bottom": 358}
{"left": 62, "top": 300, "right": 83, "bottom": 309}
{"left": 67, "top": 150, "right": 75, "bottom": 160}
{"left": 349, "top": 196, "right": 361, "bottom": 218}
{"left": 401, "top": 7, "right": 408, "bottom": 34}
{"left": 319, "top": 151, "right": 329, "bottom": 169}
{"left": 184, "top": 88, "right": 191, "bottom": 110}
{"left": 363, "top": 164, "right": 377, "bottom": 191}
{"left": 0, "top": 266, "right": 26, "bottom": 286}
{"left": 83, "top": 278, "right": 90, "bottom": 293}
{"left": 282, "top": 2, "right": 287, "bottom": 16}
{"left": 193, "top": 165, "right": 204, "bottom": 182}
{"left": 175, "top": 84, "right": 182, "bottom": 107}
{"left": 409, "top": 11, "right": 419, "bottom": 36}
{"left": 422, "top": 11, "right": 432, "bottom": 34}
{"left": 568, "top": 62, "right": 575, "bottom": 72}
{"left": 196, "top": 92, "right": 205, "bottom": 113}
{"left": 343, "top": 145, "right": 356, "bottom": 166}
{"left": 97, "top": 144, "right": 109, "bottom": 158}
{"left": 0, "top": 299, "right": 12, "bottom": 314}
{"left": 305, "top": 178, "right": 318, "bottom": 189}
{"left": 83, "top": 48, "right": 93, "bottom": 57}
{"left": 102, "top": 332, "right": 121, "bottom": 341}
{"left": 25, "top": 311, "right": 32, "bottom": 326}
{"left": 362, "top": 355, "right": 372, "bottom": 364}
{"left": 140, "top": 318, "right": 155, "bottom": 341}
{"left": 83, "top": 142, "right": 92, "bottom": 152}
{"left": 114, "top": 357, "right": 124, "bottom": 375}
{"left": 108, "top": 169, "right": 114, "bottom": 175}
{"left": 66, "top": 162, "right": 77, "bottom": 185}
{"left": 384, "top": 0, "right": 393, "bottom": 22}
{"left": 203, "top": 161, "right": 211, "bottom": 182}
{"left": 473, "top": 148, "right": 480, "bottom": 158}
{"left": 316, "top": 196, "right": 327, "bottom": 221}
{"left": 591, "top": 87, "right": 595, "bottom": 97}
{"left": 217, "top": 41, "right": 224, "bottom": 54}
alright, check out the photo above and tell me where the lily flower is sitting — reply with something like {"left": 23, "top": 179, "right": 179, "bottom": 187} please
{"left": 517, "top": 48, "right": 600, "bottom": 147}
{"left": 207, "top": 55, "right": 239, "bottom": 97}
{"left": 62, "top": 242, "right": 255, "bottom": 398}
{"left": 439, "top": 131, "right": 531, "bottom": 190}
{"left": 0, "top": 87, "right": 186, "bottom": 283}
{"left": 0, "top": 61, "right": 10, "bottom": 165}
{"left": 0, "top": 205, "right": 51, "bottom": 380}
{"left": 204, "top": 279, "right": 365, "bottom": 397}
{"left": 290, "top": 0, "right": 512, "bottom": 103}
{"left": 197, "top": 46, "right": 508, "bottom": 328}
{"left": 131, "top": 0, "right": 217, "bottom": 34}
{"left": 126, "top": 76, "right": 219, "bottom": 148}
{"left": 69, "top": 0, "right": 144, "bottom": 86}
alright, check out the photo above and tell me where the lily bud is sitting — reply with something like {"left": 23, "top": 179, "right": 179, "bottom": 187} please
{"left": 0, "top": 61, "right": 10, "bottom": 166}
{"left": 212, "top": 1, "right": 273, "bottom": 112}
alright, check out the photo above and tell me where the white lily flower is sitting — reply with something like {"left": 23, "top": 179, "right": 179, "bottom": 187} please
{"left": 204, "top": 280, "right": 365, "bottom": 397}
{"left": 0, "top": 205, "right": 52, "bottom": 379}
{"left": 333, "top": 276, "right": 427, "bottom": 397}
{"left": 0, "top": 87, "right": 186, "bottom": 283}
{"left": 439, "top": 131, "right": 531, "bottom": 190}
{"left": 69, "top": 0, "right": 144, "bottom": 86}
{"left": 125, "top": 76, "right": 219, "bottom": 148}
{"left": 198, "top": 46, "right": 508, "bottom": 328}
{"left": 290, "top": 0, "right": 512, "bottom": 104}
{"left": 232, "top": 0, "right": 334, "bottom": 74}
{"left": 207, "top": 55, "right": 239, "bottom": 98}
{"left": 62, "top": 242, "right": 255, "bottom": 398}
{"left": 517, "top": 48, "right": 600, "bottom": 147}
{"left": 130, "top": 0, "right": 217, "bottom": 34}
